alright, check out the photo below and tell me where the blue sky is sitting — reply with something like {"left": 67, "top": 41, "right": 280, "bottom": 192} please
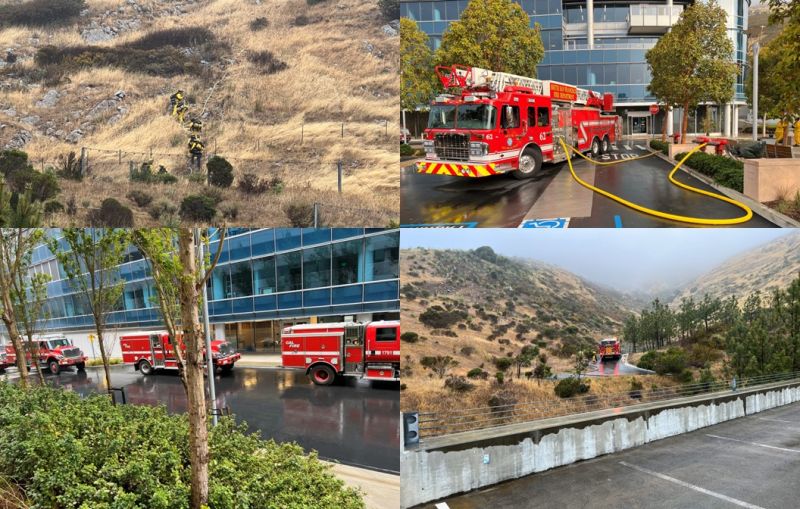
{"left": 401, "top": 229, "right": 795, "bottom": 292}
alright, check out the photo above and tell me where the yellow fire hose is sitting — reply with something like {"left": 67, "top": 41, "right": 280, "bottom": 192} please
{"left": 558, "top": 138, "right": 753, "bottom": 225}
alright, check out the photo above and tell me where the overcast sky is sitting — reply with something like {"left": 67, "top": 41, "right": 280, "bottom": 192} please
{"left": 401, "top": 229, "right": 795, "bottom": 293}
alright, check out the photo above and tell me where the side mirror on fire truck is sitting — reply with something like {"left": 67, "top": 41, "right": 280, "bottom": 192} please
{"left": 403, "top": 412, "right": 420, "bottom": 447}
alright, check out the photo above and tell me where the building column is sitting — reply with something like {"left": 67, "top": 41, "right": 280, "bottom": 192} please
{"left": 666, "top": 107, "right": 674, "bottom": 137}
{"left": 731, "top": 105, "right": 738, "bottom": 138}
{"left": 587, "top": 0, "right": 594, "bottom": 49}
{"left": 667, "top": 0, "right": 673, "bottom": 25}
{"left": 214, "top": 323, "right": 225, "bottom": 340}
{"left": 723, "top": 103, "right": 731, "bottom": 137}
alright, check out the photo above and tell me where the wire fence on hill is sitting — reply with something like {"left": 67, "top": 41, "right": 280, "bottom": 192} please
{"left": 414, "top": 370, "right": 800, "bottom": 440}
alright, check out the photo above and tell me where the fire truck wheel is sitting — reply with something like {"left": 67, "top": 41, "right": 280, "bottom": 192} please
{"left": 601, "top": 136, "right": 610, "bottom": 153}
{"left": 221, "top": 364, "right": 233, "bottom": 374}
{"left": 76, "top": 362, "right": 86, "bottom": 372}
{"left": 310, "top": 364, "right": 336, "bottom": 385}
{"left": 48, "top": 360, "right": 60, "bottom": 375}
{"left": 591, "top": 137, "right": 601, "bottom": 157}
{"left": 139, "top": 359, "right": 154, "bottom": 376}
{"left": 513, "top": 147, "right": 542, "bottom": 179}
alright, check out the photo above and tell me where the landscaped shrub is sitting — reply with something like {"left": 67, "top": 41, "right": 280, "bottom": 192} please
{"left": 674, "top": 151, "right": 744, "bottom": 192}
{"left": 0, "top": 0, "right": 84, "bottom": 27}
{"left": 247, "top": 51, "right": 288, "bottom": 75}
{"left": 649, "top": 139, "right": 669, "bottom": 155}
{"left": 0, "top": 383, "right": 362, "bottom": 508}
{"left": 126, "top": 190, "right": 153, "bottom": 208}
{"left": 207, "top": 156, "right": 234, "bottom": 188}
{"left": 400, "top": 143, "right": 414, "bottom": 157}
{"left": 554, "top": 377, "right": 591, "bottom": 398}
{"left": 88, "top": 198, "right": 134, "bottom": 227}
{"left": 180, "top": 195, "right": 217, "bottom": 222}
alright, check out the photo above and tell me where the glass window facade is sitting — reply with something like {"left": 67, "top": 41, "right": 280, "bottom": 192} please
{"left": 404, "top": 0, "right": 746, "bottom": 103}
{"left": 29, "top": 229, "right": 400, "bottom": 332}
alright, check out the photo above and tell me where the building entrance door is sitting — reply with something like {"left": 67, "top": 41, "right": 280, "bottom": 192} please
{"left": 629, "top": 113, "right": 649, "bottom": 135}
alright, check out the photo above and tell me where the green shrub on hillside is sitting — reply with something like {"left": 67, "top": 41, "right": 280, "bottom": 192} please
{"left": 0, "top": 383, "right": 363, "bottom": 508}
{"left": 554, "top": 377, "right": 591, "bottom": 398}
{"left": 0, "top": 0, "right": 84, "bottom": 27}
{"left": 636, "top": 348, "right": 687, "bottom": 376}
{"left": 418, "top": 305, "right": 467, "bottom": 329}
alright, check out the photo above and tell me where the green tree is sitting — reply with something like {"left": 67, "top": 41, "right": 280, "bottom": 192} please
{"left": 646, "top": 1, "right": 737, "bottom": 142}
{"left": 622, "top": 315, "right": 640, "bottom": 352}
{"left": 48, "top": 229, "right": 129, "bottom": 391}
{"left": 573, "top": 348, "right": 593, "bottom": 380}
{"left": 532, "top": 353, "right": 552, "bottom": 385}
{"left": 0, "top": 179, "right": 42, "bottom": 228}
{"left": 435, "top": 0, "right": 544, "bottom": 77}
{"left": 400, "top": 18, "right": 437, "bottom": 111}
{"left": 420, "top": 355, "right": 458, "bottom": 378}
{"left": 765, "top": 2, "right": 800, "bottom": 139}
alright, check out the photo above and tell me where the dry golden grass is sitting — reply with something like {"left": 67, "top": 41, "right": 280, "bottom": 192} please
{"left": 0, "top": 0, "right": 399, "bottom": 226}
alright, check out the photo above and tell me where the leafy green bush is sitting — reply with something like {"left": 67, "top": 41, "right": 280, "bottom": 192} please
{"left": 0, "top": 0, "right": 84, "bottom": 27}
{"left": 400, "top": 143, "right": 414, "bottom": 157}
{"left": 129, "top": 162, "right": 177, "bottom": 184}
{"left": 418, "top": 305, "right": 467, "bottom": 329}
{"left": 649, "top": 139, "right": 669, "bottom": 155}
{"left": 207, "top": 156, "right": 234, "bottom": 188}
{"left": 180, "top": 195, "right": 217, "bottom": 222}
{"left": 148, "top": 200, "right": 178, "bottom": 221}
{"left": 637, "top": 348, "right": 688, "bottom": 375}
{"left": 444, "top": 375, "right": 475, "bottom": 393}
{"left": 127, "top": 190, "right": 153, "bottom": 208}
{"left": 400, "top": 332, "right": 419, "bottom": 343}
{"left": 0, "top": 383, "right": 362, "bottom": 508}
{"left": 554, "top": 377, "right": 591, "bottom": 398}
{"left": 492, "top": 356, "right": 512, "bottom": 372}
{"left": 0, "top": 149, "right": 30, "bottom": 177}
{"left": 56, "top": 151, "right": 82, "bottom": 181}
{"left": 249, "top": 17, "right": 269, "bottom": 31}
{"left": 88, "top": 198, "right": 134, "bottom": 227}
{"left": 674, "top": 151, "right": 744, "bottom": 192}
{"left": 636, "top": 351, "right": 658, "bottom": 371}
{"left": 466, "top": 368, "right": 488, "bottom": 380}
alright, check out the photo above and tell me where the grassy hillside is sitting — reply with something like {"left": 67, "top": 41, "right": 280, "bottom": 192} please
{"left": 0, "top": 0, "right": 399, "bottom": 226}
{"left": 671, "top": 232, "right": 800, "bottom": 307}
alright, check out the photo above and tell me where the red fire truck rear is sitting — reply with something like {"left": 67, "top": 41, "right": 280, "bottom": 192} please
{"left": 598, "top": 337, "right": 622, "bottom": 361}
{"left": 281, "top": 321, "right": 400, "bottom": 385}
{"left": 418, "top": 64, "right": 621, "bottom": 179}
{"left": 120, "top": 331, "right": 241, "bottom": 375}
{"left": 0, "top": 348, "right": 11, "bottom": 373}
{"left": 3, "top": 334, "right": 87, "bottom": 374}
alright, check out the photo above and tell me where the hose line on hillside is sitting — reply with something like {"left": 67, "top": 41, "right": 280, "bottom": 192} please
{"left": 558, "top": 138, "right": 753, "bottom": 226}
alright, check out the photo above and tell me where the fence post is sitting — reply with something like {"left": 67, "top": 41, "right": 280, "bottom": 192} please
{"left": 385, "top": 120, "right": 388, "bottom": 136}
{"left": 341, "top": 122, "right": 344, "bottom": 138}
{"left": 80, "top": 147, "right": 87, "bottom": 177}
{"left": 129, "top": 160, "right": 134, "bottom": 177}
{"left": 214, "top": 139, "right": 217, "bottom": 155}
{"left": 337, "top": 161, "right": 342, "bottom": 193}
{"left": 313, "top": 203, "right": 319, "bottom": 227}
{"left": 301, "top": 122, "right": 304, "bottom": 145}
{"left": 118, "top": 149, "right": 122, "bottom": 165}
{"left": 149, "top": 147, "right": 153, "bottom": 159}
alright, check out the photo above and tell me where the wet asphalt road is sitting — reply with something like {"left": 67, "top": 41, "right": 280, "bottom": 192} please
{"left": 420, "top": 401, "right": 800, "bottom": 509}
{"left": 401, "top": 142, "right": 776, "bottom": 228}
{"left": 10, "top": 365, "right": 400, "bottom": 473}
{"left": 586, "top": 358, "right": 654, "bottom": 377}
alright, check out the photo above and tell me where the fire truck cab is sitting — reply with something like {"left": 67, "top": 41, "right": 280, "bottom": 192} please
{"left": 419, "top": 64, "right": 621, "bottom": 179}
{"left": 120, "top": 331, "right": 241, "bottom": 375}
{"left": 281, "top": 320, "right": 400, "bottom": 385}
{"left": 4, "top": 334, "right": 88, "bottom": 375}
{"left": 598, "top": 337, "right": 622, "bottom": 362}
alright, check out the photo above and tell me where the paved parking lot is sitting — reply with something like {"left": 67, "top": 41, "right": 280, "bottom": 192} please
{"left": 423, "top": 402, "right": 800, "bottom": 508}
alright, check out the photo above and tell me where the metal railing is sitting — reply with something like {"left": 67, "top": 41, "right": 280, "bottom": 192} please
{"left": 416, "top": 371, "right": 800, "bottom": 440}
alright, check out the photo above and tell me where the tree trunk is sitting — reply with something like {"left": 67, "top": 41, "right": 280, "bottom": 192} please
{"left": 1, "top": 305, "right": 28, "bottom": 387}
{"left": 178, "top": 229, "right": 209, "bottom": 509}
{"left": 95, "top": 322, "right": 112, "bottom": 392}
{"left": 681, "top": 102, "right": 689, "bottom": 143}
{"left": 26, "top": 335, "right": 45, "bottom": 384}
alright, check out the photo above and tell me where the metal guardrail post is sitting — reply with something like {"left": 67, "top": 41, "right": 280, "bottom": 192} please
{"left": 80, "top": 147, "right": 87, "bottom": 176}
{"left": 108, "top": 386, "right": 126, "bottom": 405}
{"left": 337, "top": 161, "right": 342, "bottom": 193}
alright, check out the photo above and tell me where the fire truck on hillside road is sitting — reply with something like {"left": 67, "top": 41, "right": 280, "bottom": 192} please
{"left": 281, "top": 321, "right": 400, "bottom": 385}
{"left": 598, "top": 337, "right": 622, "bottom": 362}
{"left": 418, "top": 64, "right": 621, "bottom": 179}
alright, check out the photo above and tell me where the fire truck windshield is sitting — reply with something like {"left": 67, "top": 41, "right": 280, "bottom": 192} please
{"left": 47, "top": 338, "right": 70, "bottom": 348}
{"left": 428, "top": 104, "right": 496, "bottom": 130}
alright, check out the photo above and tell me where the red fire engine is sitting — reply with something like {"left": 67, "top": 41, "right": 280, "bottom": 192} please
{"left": 418, "top": 64, "right": 621, "bottom": 179}
{"left": 0, "top": 348, "right": 11, "bottom": 372}
{"left": 598, "top": 337, "right": 622, "bottom": 362}
{"left": 120, "top": 331, "right": 241, "bottom": 375}
{"left": 3, "top": 334, "right": 88, "bottom": 374}
{"left": 281, "top": 321, "right": 400, "bottom": 385}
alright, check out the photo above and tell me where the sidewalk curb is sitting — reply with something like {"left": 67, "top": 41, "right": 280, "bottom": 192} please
{"left": 651, "top": 150, "right": 800, "bottom": 228}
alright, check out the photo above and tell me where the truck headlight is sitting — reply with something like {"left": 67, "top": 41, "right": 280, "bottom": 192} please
{"left": 423, "top": 140, "right": 435, "bottom": 154}
{"left": 470, "top": 142, "right": 488, "bottom": 157}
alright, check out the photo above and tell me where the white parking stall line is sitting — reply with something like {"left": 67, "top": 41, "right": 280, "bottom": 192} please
{"left": 623, "top": 144, "right": 631, "bottom": 150}
{"left": 705, "top": 434, "right": 800, "bottom": 454}
{"left": 619, "top": 462, "right": 765, "bottom": 509}
{"left": 635, "top": 144, "right": 647, "bottom": 150}
{"left": 434, "top": 504, "right": 451, "bottom": 509}
{"left": 757, "top": 417, "right": 798, "bottom": 425}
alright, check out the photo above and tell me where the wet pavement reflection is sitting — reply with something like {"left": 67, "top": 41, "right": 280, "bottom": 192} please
{"left": 39, "top": 365, "right": 400, "bottom": 473}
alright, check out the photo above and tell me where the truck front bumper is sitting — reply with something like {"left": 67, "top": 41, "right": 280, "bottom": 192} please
{"left": 215, "top": 353, "right": 241, "bottom": 366}
{"left": 59, "top": 356, "right": 87, "bottom": 366}
{"left": 417, "top": 160, "right": 513, "bottom": 178}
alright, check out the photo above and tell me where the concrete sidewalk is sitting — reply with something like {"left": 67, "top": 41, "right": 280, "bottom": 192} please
{"left": 236, "top": 353, "right": 283, "bottom": 368}
{"left": 328, "top": 462, "right": 400, "bottom": 509}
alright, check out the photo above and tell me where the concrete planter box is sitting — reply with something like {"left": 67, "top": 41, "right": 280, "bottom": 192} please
{"left": 744, "top": 158, "right": 800, "bottom": 202}
{"left": 667, "top": 143, "right": 697, "bottom": 159}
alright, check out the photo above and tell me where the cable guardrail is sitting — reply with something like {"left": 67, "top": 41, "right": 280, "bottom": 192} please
{"left": 415, "top": 370, "right": 800, "bottom": 439}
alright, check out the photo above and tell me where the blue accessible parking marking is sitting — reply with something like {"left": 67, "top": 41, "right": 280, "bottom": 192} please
{"left": 401, "top": 222, "right": 478, "bottom": 228}
{"left": 519, "top": 218, "right": 570, "bottom": 229}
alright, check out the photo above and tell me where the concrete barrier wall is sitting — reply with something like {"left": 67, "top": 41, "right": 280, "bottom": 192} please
{"left": 401, "top": 382, "right": 800, "bottom": 508}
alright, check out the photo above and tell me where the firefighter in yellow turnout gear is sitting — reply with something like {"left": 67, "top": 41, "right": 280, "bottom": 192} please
{"left": 794, "top": 119, "right": 800, "bottom": 146}
{"left": 170, "top": 90, "right": 189, "bottom": 123}
{"left": 188, "top": 134, "right": 205, "bottom": 170}
{"left": 188, "top": 118, "right": 203, "bottom": 133}
{"left": 775, "top": 119, "right": 786, "bottom": 144}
